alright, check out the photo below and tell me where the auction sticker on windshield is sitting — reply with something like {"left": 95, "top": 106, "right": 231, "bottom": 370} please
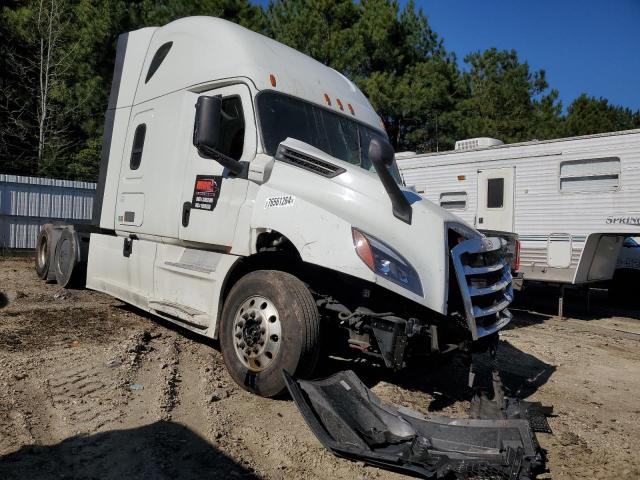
{"left": 265, "top": 195, "right": 295, "bottom": 209}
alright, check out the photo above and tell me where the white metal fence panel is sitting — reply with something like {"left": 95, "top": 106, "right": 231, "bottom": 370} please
{"left": 0, "top": 174, "right": 96, "bottom": 250}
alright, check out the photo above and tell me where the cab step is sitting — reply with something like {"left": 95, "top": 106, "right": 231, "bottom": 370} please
{"left": 148, "top": 300, "right": 211, "bottom": 329}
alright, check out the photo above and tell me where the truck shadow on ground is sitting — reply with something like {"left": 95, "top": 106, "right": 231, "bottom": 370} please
{"left": 321, "top": 340, "right": 555, "bottom": 412}
{"left": 509, "top": 284, "right": 640, "bottom": 326}
{"left": 0, "top": 421, "right": 259, "bottom": 480}
{"left": 0, "top": 292, "right": 7, "bottom": 308}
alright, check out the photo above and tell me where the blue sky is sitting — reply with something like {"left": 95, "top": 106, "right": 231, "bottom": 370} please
{"left": 252, "top": 0, "right": 639, "bottom": 111}
{"left": 416, "top": 0, "right": 640, "bottom": 111}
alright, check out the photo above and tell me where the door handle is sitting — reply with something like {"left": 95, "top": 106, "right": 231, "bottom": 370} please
{"left": 182, "top": 201, "right": 192, "bottom": 227}
{"left": 123, "top": 234, "right": 137, "bottom": 258}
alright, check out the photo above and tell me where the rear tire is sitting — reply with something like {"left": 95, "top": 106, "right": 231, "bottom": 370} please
{"left": 53, "top": 227, "right": 83, "bottom": 288}
{"left": 35, "top": 224, "right": 54, "bottom": 280}
{"left": 219, "top": 270, "right": 320, "bottom": 397}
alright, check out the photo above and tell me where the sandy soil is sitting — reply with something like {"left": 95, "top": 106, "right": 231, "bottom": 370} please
{"left": 1, "top": 256, "right": 639, "bottom": 479}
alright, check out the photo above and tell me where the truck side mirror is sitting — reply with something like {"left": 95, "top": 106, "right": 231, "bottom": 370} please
{"left": 193, "top": 96, "right": 243, "bottom": 175}
{"left": 194, "top": 96, "right": 222, "bottom": 150}
{"left": 368, "top": 137, "right": 412, "bottom": 224}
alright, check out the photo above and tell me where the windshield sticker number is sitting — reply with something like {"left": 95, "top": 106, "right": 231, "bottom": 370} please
{"left": 265, "top": 195, "right": 295, "bottom": 209}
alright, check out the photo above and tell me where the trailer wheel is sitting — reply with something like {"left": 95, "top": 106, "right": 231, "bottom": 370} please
{"left": 219, "top": 270, "right": 320, "bottom": 397}
{"left": 35, "top": 224, "right": 54, "bottom": 279}
{"left": 53, "top": 227, "right": 82, "bottom": 288}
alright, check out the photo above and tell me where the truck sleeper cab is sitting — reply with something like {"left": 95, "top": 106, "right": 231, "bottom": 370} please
{"left": 35, "top": 17, "right": 513, "bottom": 397}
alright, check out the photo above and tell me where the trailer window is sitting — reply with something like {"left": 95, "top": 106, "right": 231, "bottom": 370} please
{"left": 129, "top": 124, "right": 146, "bottom": 170}
{"left": 487, "top": 178, "right": 504, "bottom": 208}
{"left": 440, "top": 191, "right": 467, "bottom": 210}
{"left": 559, "top": 157, "right": 620, "bottom": 192}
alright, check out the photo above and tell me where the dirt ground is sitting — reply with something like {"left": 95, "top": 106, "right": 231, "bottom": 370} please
{"left": 1, "top": 256, "right": 639, "bottom": 480}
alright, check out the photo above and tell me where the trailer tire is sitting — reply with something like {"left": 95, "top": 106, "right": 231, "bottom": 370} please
{"left": 53, "top": 227, "right": 82, "bottom": 288}
{"left": 219, "top": 270, "right": 320, "bottom": 398}
{"left": 35, "top": 224, "right": 54, "bottom": 279}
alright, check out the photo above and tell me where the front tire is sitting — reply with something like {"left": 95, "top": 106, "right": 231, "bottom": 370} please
{"left": 219, "top": 270, "right": 320, "bottom": 397}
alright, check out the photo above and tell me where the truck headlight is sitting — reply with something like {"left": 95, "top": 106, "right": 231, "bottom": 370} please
{"left": 352, "top": 228, "right": 423, "bottom": 296}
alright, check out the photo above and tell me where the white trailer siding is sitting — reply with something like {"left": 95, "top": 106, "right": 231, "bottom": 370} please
{"left": 0, "top": 174, "right": 95, "bottom": 250}
{"left": 398, "top": 130, "right": 640, "bottom": 284}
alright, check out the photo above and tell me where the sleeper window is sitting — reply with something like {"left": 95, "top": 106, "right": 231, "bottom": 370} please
{"left": 440, "top": 191, "right": 467, "bottom": 210}
{"left": 145, "top": 42, "right": 173, "bottom": 83}
{"left": 559, "top": 157, "right": 620, "bottom": 192}
{"left": 217, "top": 96, "right": 245, "bottom": 161}
{"left": 487, "top": 178, "right": 504, "bottom": 208}
{"left": 129, "top": 124, "right": 146, "bottom": 170}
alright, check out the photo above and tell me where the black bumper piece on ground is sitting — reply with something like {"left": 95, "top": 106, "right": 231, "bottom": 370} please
{"left": 283, "top": 370, "right": 547, "bottom": 479}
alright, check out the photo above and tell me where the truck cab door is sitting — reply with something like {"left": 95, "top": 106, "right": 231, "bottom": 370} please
{"left": 179, "top": 84, "right": 256, "bottom": 248}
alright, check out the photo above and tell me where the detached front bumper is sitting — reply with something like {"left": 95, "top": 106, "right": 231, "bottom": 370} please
{"left": 451, "top": 237, "right": 514, "bottom": 340}
{"left": 284, "top": 369, "right": 547, "bottom": 480}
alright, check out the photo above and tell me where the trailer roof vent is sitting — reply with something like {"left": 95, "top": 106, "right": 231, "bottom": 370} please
{"left": 454, "top": 138, "right": 503, "bottom": 151}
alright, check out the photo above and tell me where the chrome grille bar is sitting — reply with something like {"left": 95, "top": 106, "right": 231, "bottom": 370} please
{"left": 450, "top": 236, "right": 514, "bottom": 340}
{"left": 463, "top": 261, "right": 507, "bottom": 275}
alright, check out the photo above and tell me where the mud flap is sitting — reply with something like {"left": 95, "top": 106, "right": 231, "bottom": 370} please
{"left": 283, "top": 370, "right": 547, "bottom": 479}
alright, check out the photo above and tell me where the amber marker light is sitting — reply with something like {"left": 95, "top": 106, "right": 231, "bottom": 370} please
{"left": 336, "top": 98, "right": 344, "bottom": 111}
{"left": 348, "top": 103, "right": 355, "bottom": 115}
{"left": 352, "top": 228, "right": 375, "bottom": 271}
{"left": 457, "top": 175, "right": 466, "bottom": 181}
{"left": 324, "top": 93, "right": 331, "bottom": 106}
{"left": 269, "top": 74, "right": 277, "bottom": 87}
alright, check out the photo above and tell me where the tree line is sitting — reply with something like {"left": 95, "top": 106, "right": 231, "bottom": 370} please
{"left": 1, "top": 0, "right": 639, "bottom": 181}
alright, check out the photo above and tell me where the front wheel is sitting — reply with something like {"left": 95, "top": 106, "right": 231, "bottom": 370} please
{"left": 219, "top": 270, "right": 320, "bottom": 397}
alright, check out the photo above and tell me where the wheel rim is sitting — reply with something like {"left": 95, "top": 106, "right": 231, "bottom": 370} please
{"left": 232, "top": 295, "right": 282, "bottom": 372}
{"left": 37, "top": 236, "right": 48, "bottom": 269}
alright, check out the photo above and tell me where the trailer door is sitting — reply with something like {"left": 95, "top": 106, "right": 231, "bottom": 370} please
{"left": 476, "top": 167, "right": 515, "bottom": 232}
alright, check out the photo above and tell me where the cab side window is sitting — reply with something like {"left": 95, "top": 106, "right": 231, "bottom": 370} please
{"left": 129, "top": 124, "right": 146, "bottom": 170}
{"left": 218, "top": 96, "right": 245, "bottom": 160}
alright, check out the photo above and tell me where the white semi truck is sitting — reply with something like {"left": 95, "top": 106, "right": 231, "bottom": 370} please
{"left": 34, "top": 17, "right": 513, "bottom": 397}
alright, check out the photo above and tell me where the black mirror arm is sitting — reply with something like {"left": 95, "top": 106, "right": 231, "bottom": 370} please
{"left": 373, "top": 163, "right": 412, "bottom": 224}
{"left": 368, "top": 137, "right": 412, "bottom": 224}
{"left": 197, "top": 144, "right": 244, "bottom": 176}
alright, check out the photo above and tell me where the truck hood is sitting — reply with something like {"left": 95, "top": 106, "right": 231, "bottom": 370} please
{"left": 278, "top": 138, "right": 470, "bottom": 228}
{"left": 253, "top": 139, "right": 480, "bottom": 314}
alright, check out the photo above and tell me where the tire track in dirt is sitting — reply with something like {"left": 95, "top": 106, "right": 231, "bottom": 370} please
{"left": 45, "top": 361, "right": 123, "bottom": 435}
{"left": 159, "top": 338, "right": 181, "bottom": 420}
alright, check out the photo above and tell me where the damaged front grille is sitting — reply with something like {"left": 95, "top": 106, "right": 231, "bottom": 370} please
{"left": 451, "top": 236, "right": 513, "bottom": 340}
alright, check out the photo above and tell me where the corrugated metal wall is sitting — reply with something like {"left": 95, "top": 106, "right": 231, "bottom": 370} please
{"left": 0, "top": 174, "right": 96, "bottom": 250}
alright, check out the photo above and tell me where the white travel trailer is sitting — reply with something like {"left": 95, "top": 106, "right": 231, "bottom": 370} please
{"left": 397, "top": 130, "right": 640, "bottom": 286}
{"left": 33, "top": 17, "right": 514, "bottom": 398}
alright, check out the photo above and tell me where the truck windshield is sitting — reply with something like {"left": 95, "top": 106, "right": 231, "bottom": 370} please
{"left": 257, "top": 91, "right": 401, "bottom": 182}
